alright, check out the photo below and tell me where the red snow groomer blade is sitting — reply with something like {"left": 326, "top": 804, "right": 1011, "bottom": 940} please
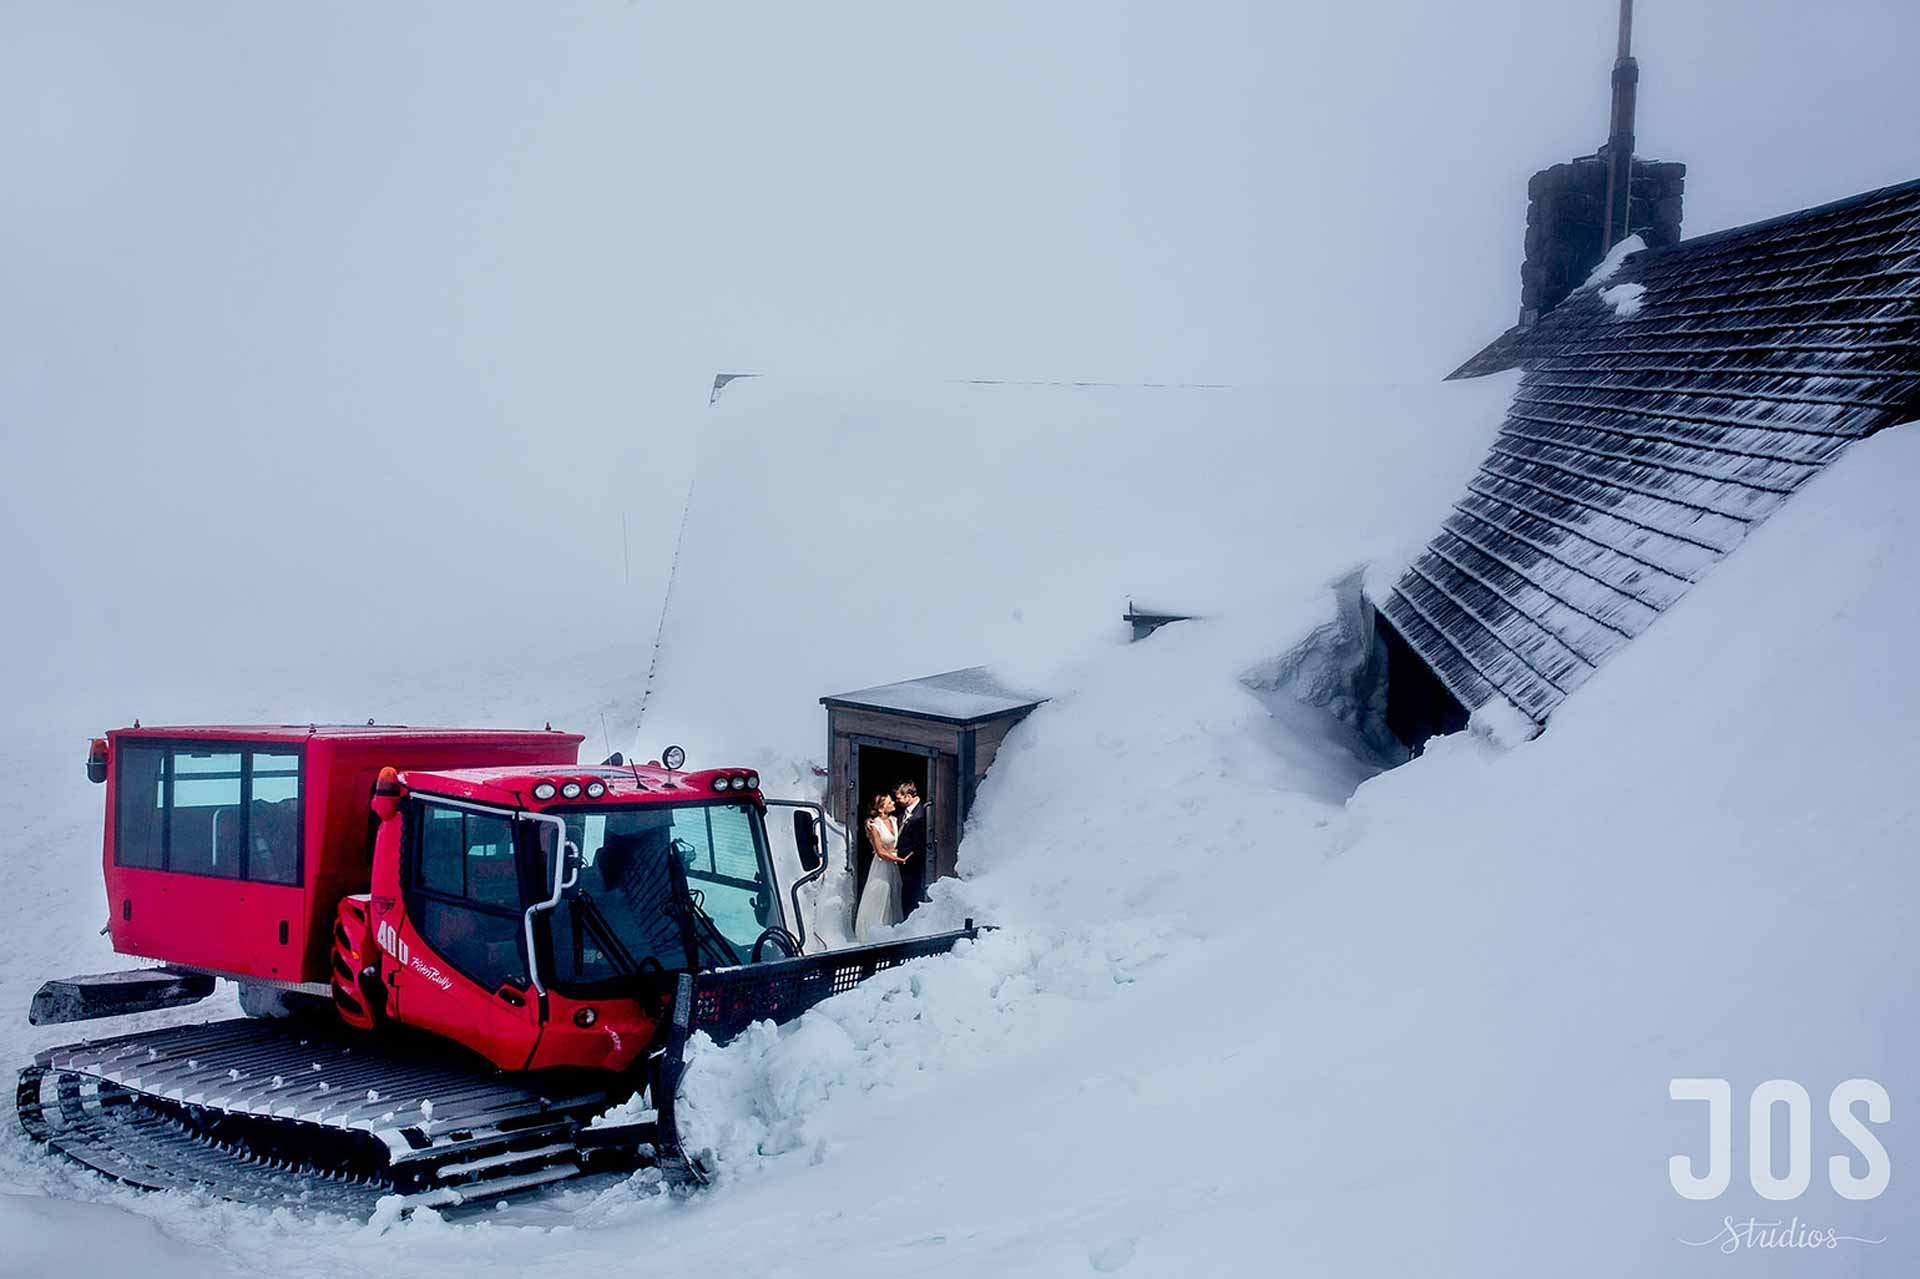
{"left": 17, "top": 924, "right": 982, "bottom": 1215}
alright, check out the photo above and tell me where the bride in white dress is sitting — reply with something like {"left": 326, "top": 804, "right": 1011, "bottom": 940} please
{"left": 854, "top": 792, "right": 906, "bottom": 941}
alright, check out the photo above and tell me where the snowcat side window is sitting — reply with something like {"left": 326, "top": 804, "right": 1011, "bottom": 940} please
{"left": 420, "top": 806, "right": 466, "bottom": 893}
{"left": 168, "top": 752, "right": 244, "bottom": 879}
{"left": 408, "top": 801, "right": 530, "bottom": 989}
{"left": 464, "top": 815, "right": 520, "bottom": 909}
{"left": 111, "top": 741, "right": 304, "bottom": 883}
{"left": 114, "top": 744, "right": 167, "bottom": 870}
{"left": 246, "top": 751, "right": 302, "bottom": 885}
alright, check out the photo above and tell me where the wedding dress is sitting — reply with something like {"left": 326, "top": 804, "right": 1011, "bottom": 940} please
{"left": 854, "top": 816, "right": 903, "bottom": 940}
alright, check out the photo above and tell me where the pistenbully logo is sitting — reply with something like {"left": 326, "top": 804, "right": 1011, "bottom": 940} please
{"left": 376, "top": 918, "right": 453, "bottom": 991}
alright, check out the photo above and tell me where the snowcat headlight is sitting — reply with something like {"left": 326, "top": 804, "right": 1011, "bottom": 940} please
{"left": 662, "top": 745, "right": 686, "bottom": 771}
{"left": 532, "top": 782, "right": 558, "bottom": 801}
{"left": 560, "top": 781, "right": 583, "bottom": 799}
{"left": 745, "top": 772, "right": 760, "bottom": 790}
{"left": 574, "top": 1007, "right": 599, "bottom": 1028}
{"left": 584, "top": 781, "right": 607, "bottom": 799}
{"left": 728, "top": 775, "right": 746, "bottom": 790}
{"left": 711, "top": 776, "right": 729, "bottom": 793}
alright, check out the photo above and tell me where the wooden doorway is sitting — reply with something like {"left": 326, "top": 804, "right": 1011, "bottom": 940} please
{"left": 850, "top": 740, "right": 933, "bottom": 915}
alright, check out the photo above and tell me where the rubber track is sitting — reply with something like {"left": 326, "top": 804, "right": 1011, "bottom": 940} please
{"left": 20, "top": 1066, "right": 395, "bottom": 1214}
{"left": 16, "top": 1020, "right": 653, "bottom": 1216}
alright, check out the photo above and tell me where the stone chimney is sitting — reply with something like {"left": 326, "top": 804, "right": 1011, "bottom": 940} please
{"left": 1517, "top": 0, "right": 1684, "bottom": 327}
{"left": 1519, "top": 158, "right": 1684, "bottom": 325}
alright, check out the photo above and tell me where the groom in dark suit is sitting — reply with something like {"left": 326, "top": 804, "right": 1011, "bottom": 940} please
{"left": 891, "top": 779, "right": 930, "bottom": 911}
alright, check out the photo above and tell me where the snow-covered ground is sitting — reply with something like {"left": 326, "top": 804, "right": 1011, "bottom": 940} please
{"left": 3, "top": 384, "right": 1916, "bottom": 1275}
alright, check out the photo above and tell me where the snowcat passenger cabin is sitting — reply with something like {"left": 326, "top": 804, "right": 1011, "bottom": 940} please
{"left": 92, "top": 725, "right": 583, "bottom": 1012}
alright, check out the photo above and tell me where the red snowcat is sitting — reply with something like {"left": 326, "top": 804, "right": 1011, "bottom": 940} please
{"left": 17, "top": 724, "right": 975, "bottom": 1214}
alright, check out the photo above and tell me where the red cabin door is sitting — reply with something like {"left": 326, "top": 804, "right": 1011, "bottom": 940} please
{"left": 385, "top": 801, "right": 546, "bottom": 1070}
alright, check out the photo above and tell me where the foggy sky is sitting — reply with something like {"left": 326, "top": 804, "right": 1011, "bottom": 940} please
{"left": 4, "top": 1, "right": 1917, "bottom": 729}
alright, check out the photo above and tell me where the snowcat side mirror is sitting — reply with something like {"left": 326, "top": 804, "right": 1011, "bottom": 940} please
{"left": 793, "top": 810, "right": 822, "bottom": 874}
{"left": 85, "top": 738, "right": 108, "bottom": 785}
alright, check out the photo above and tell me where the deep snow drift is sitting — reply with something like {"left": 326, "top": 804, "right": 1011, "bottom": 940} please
{"left": 3, "top": 390, "right": 1916, "bottom": 1276}
{"left": 665, "top": 427, "right": 1919, "bottom": 1276}
{"left": 639, "top": 375, "right": 1518, "bottom": 776}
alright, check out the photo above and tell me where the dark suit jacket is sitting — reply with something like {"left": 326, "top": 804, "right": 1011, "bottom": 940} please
{"left": 895, "top": 801, "right": 930, "bottom": 902}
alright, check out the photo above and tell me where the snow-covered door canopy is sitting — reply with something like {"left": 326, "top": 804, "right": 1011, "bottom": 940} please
{"left": 820, "top": 667, "right": 1044, "bottom": 887}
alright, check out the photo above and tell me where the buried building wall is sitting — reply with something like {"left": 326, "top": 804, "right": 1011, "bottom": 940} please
{"left": 1246, "top": 570, "right": 1400, "bottom": 768}
{"left": 1253, "top": 569, "right": 1470, "bottom": 767}
{"left": 1373, "top": 611, "right": 1469, "bottom": 749}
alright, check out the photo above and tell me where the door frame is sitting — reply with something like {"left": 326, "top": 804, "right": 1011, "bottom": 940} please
{"left": 847, "top": 735, "right": 943, "bottom": 892}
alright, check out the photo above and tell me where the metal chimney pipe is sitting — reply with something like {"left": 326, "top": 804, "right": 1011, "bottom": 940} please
{"left": 1602, "top": 0, "right": 1639, "bottom": 249}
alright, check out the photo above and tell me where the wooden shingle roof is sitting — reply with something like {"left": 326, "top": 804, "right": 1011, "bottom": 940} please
{"left": 1384, "top": 177, "right": 1920, "bottom": 727}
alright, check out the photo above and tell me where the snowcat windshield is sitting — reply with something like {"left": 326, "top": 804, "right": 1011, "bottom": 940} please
{"left": 541, "top": 802, "right": 777, "bottom": 989}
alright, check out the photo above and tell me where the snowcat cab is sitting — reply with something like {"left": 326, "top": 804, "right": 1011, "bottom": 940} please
{"left": 19, "top": 725, "right": 979, "bottom": 1214}
{"left": 331, "top": 758, "right": 821, "bottom": 1074}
